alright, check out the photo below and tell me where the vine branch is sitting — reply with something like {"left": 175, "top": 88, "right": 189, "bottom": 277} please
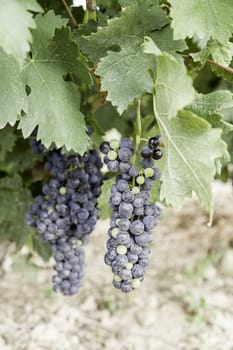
{"left": 86, "top": 0, "right": 96, "bottom": 10}
{"left": 131, "top": 99, "right": 142, "bottom": 165}
{"left": 60, "top": 0, "right": 78, "bottom": 27}
{"left": 206, "top": 59, "right": 233, "bottom": 75}
{"left": 182, "top": 54, "right": 233, "bottom": 75}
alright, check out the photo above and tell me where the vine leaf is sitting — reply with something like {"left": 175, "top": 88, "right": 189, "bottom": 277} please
{"left": 0, "top": 48, "right": 27, "bottom": 128}
{"left": 19, "top": 11, "right": 90, "bottom": 153}
{"left": 155, "top": 53, "right": 195, "bottom": 119}
{"left": 0, "top": 125, "right": 17, "bottom": 161}
{"left": 82, "top": 0, "right": 168, "bottom": 62}
{"left": 98, "top": 177, "right": 115, "bottom": 219}
{"left": 170, "top": 0, "right": 233, "bottom": 44}
{"left": 96, "top": 44, "right": 156, "bottom": 114}
{"left": 150, "top": 26, "right": 188, "bottom": 61}
{"left": 192, "top": 39, "right": 233, "bottom": 67}
{"left": 154, "top": 104, "right": 227, "bottom": 218}
{"left": 0, "top": 0, "right": 43, "bottom": 63}
{"left": 0, "top": 175, "right": 32, "bottom": 249}
{"left": 186, "top": 90, "right": 233, "bottom": 134}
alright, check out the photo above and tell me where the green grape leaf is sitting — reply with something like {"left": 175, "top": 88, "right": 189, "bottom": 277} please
{"left": 170, "top": 0, "right": 233, "bottom": 44}
{"left": 186, "top": 91, "right": 233, "bottom": 136}
{"left": 0, "top": 139, "right": 42, "bottom": 174}
{"left": 150, "top": 26, "right": 188, "bottom": 59}
{"left": 0, "top": 48, "right": 28, "bottom": 128}
{"left": 96, "top": 44, "right": 155, "bottom": 114}
{"left": 19, "top": 11, "right": 90, "bottom": 153}
{"left": 0, "top": 175, "right": 32, "bottom": 249}
{"left": 118, "top": 0, "right": 137, "bottom": 6}
{"left": 84, "top": 0, "right": 168, "bottom": 62}
{"left": 192, "top": 39, "right": 233, "bottom": 67}
{"left": 186, "top": 90, "right": 233, "bottom": 116}
{"left": 98, "top": 177, "right": 115, "bottom": 219}
{"left": 210, "top": 63, "right": 233, "bottom": 83}
{"left": 155, "top": 53, "right": 195, "bottom": 119}
{"left": 31, "top": 235, "right": 51, "bottom": 262}
{"left": 94, "top": 103, "right": 128, "bottom": 135}
{"left": 0, "top": 0, "right": 43, "bottom": 63}
{"left": 207, "top": 40, "right": 233, "bottom": 67}
{"left": 154, "top": 104, "right": 227, "bottom": 218}
{"left": 0, "top": 125, "right": 17, "bottom": 161}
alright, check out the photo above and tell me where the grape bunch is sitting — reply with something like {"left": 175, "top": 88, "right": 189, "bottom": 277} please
{"left": 100, "top": 136, "right": 162, "bottom": 292}
{"left": 26, "top": 143, "right": 103, "bottom": 295}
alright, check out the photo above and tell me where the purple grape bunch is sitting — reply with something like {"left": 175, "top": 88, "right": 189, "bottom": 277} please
{"left": 26, "top": 142, "right": 103, "bottom": 296}
{"left": 100, "top": 136, "right": 163, "bottom": 292}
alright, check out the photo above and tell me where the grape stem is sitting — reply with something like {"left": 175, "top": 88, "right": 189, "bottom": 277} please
{"left": 182, "top": 54, "right": 233, "bottom": 75}
{"left": 83, "top": 0, "right": 97, "bottom": 23}
{"left": 131, "top": 99, "right": 142, "bottom": 165}
{"left": 60, "top": 0, "right": 78, "bottom": 27}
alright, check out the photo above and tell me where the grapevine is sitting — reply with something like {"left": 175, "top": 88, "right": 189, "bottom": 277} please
{"left": 0, "top": 0, "right": 232, "bottom": 299}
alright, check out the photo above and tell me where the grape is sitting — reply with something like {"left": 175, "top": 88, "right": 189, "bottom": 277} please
{"left": 122, "top": 190, "right": 134, "bottom": 203}
{"left": 107, "top": 160, "right": 119, "bottom": 172}
{"left": 143, "top": 215, "right": 157, "bottom": 230}
{"left": 110, "top": 139, "right": 120, "bottom": 150}
{"left": 152, "top": 148, "right": 163, "bottom": 160}
{"left": 132, "top": 264, "right": 145, "bottom": 278}
{"left": 136, "top": 176, "right": 145, "bottom": 185}
{"left": 116, "top": 179, "right": 128, "bottom": 192}
{"left": 151, "top": 167, "right": 161, "bottom": 180}
{"left": 119, "top": 162, "right": 131, "bottom": 173}
{"left": 118, "top": 268, "right": 132, "bottom": 280}
{"left": 132, "top": 186, "right": 140, "bottom": 195}
{"left": 107, "top": 150, "right": 118, "bottom": 161}
{"left": 100, "top": 141, "right": 110, "bottom": 154}
{"left": 134, "top": 206, "right": 144, "bottom": 216}
{"left": 142, "top": 178, "right": 153, "bottom": 190}
{"left": 116, "top": 244, "right": 128, "bottom": 255}
{"left": 26, "top": 143, "right": 103, "bottom": 296}
{"left": 110, "top": 193, "right": 121, "bottom": 207}
{"left": 121, "top": 281, "right": 133, "bottom": 293}
{"left": 118, "top": 218, "right": 131, "bottom": 231}
{"left": 119, "top": 202, "right": 134, "bottom": 218}
{"left": 141, "top": 158, "right": 154, "bottom": 169}
{"left": 100, "top": 136, "right": 162, "bottom": 292}
{"left": 128, "top": 167, "right": 139, "bottom": 178}
{"left": 144, "top": 168, "right": 154, "bottom": 178}
{"left": 141, "top": 146, "right": 152, "bottom": 159}
{"left": 132, "top": 278, "right": 141, "bottom": 289}
{"left": 133, "top": 195, "right": 144, "bottom": 208}
{"left": 129, "top": 220, "right": 144, "bottom": 235}
{"left": 120, "top": 138, "right": 133, "bottom": 149}
{"left": 119, "top": 147, "right": 133, "bottom": 162}
{"left": 116, "top": 231, "right": 130, "bottom": 245}
{"left": 148, "top": 136, "right": 160, "bottom": 150}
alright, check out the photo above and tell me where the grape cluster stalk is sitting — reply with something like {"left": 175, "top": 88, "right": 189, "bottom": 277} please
{"left": 26, "top": 140, "right": 103, "bottom": 295}
{"left": 100, "top": 136, "right": 162, "bottom": 292}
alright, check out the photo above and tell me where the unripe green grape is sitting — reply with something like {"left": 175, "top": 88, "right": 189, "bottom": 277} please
{"left": 136, "top": 176, "right": 145, "bottom": 185}
{"left": 132, "top": 278, "right": 141, "bottom": 289}
{"left": 144, "top": 168, "right": 154, "bottom": 178}
{"left": 125, "top": 262, "right": 133, "bottom": 270}
{"left": 110, "top": 139, "right": 120, "bottom": 150}
{"left": 111, "top": 227, "right": 119, "bottom": 238}
{"left": 114, "top": 275, "right": 122, "bottom": 282}
{"left": 77, "top": 240, "right": 82, "bottom": 247}
{"left": 132, "top": 186, "right": 140, "bottom": 195}
{"left": 107, "top": 150, "right": 118, "bottom": 160}
{"left": 116, "top": 244, "right": 127, "bottom": 255}
{"left": 48, "top": 208, "right": 53, "bottom": 215}
{"left": 59, "top": 187, "right": 67, "bottom": 195}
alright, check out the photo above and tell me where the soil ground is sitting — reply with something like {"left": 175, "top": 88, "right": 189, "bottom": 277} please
{"left": 0, "top": 181, "right": 232, "bottom": 350}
